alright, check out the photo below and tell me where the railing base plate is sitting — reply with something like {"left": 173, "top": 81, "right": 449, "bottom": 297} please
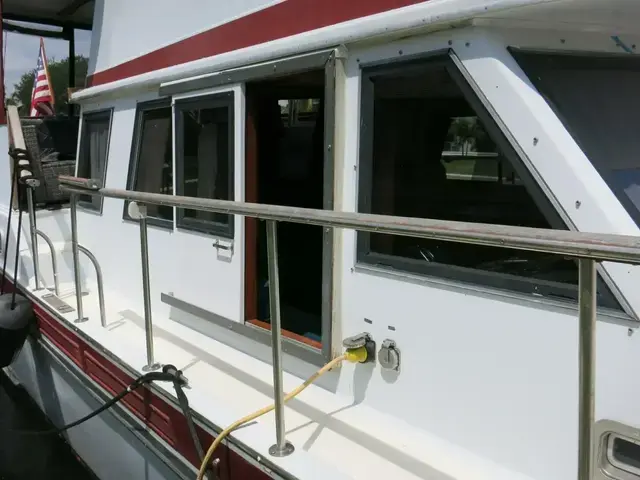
{"left": 269, "top": 441, "right": 295, "bottom": 457}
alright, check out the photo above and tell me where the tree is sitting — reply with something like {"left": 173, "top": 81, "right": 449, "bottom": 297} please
{"left": 8, "top": 55, "right": 88, "bottom": 116}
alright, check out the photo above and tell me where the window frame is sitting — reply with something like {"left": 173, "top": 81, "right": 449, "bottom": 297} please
{"left": 76, "top": 108, "right": 113, "bottom": 213}
{"left": 174, "top": 91, "right": 235, "bottom": 238}
{"left": 123, "top": 98, "right": 174, "bottom": 229}
{"left": 356, "top": 49, "right": 621, "bottom": 311}
{"left": 509, "top": 48, "right": 640, "bottom": 229}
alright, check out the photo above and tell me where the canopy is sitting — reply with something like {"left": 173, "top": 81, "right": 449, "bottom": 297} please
{"left": 3, "top": 0, "right": 93, "bottom": 30}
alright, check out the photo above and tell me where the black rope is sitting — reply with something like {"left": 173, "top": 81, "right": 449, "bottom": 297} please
{"left": 5, "top": 368, "right": 185, "bottom": 435}
{"left": 170, "top": 367, "right": 212, "bottom": 479}
{"left": 0, "top": 161, "right": 18, "bottom": 294}
{"left": 10, "top": 182, "right": 24, "bottom": 310}
{"left": 174, "top": 377, "right": 205, "bottom": 461}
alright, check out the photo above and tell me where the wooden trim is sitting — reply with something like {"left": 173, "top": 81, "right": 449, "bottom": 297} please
{"left": 247, "top": 319, "right": 322, "bottom": 350}
{"left": 244, "top": 96, "right": 258, "bottom": 322}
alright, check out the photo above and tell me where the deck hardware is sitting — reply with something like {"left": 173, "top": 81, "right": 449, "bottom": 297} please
{"left": 378, "top": 339, "right": 400, "bottom": 371}
{"left": 130, "top": 202, "right": 161, "bottom": 372}
{"left": 342, "top": 332, "right": 376, "bottom": 363}
{"left": 575, "top": 200, "right": 581, "bottom": 209}
{"left": 533, "top": 137, "right": 538, "bottom": 146}
{"left": 69, "top": 194, "right": 88, "bottom": 323}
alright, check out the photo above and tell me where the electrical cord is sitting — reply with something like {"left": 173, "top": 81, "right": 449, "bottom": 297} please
{"left": 197, "top": 347, "right": 369, "bottom": 480}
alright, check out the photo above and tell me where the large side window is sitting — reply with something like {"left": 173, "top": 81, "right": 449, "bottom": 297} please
{"left": 77, "top": 109, "right": 112, "bottom": 211}
{"left": 510, "top": 50, "right": 640, "bottom": 229}
{"left": 175, "top": 92, "right": 234, "bottom": 237}
{"left": 124, "top": 99, "right": 174, "bottom": 227}
{"left": 357, "top": 52, "right": 619, "bottom": 309}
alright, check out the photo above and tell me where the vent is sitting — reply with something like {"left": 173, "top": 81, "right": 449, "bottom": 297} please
{"left": 609, "top": 435, "right": 640, "bottom": 477}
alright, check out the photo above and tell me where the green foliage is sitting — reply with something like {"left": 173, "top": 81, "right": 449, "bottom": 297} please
{"left": 7, "top": 55, "right": 88, "bottom": 116}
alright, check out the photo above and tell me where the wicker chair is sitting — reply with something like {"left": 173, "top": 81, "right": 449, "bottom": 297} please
{"left": 20, "top": 117, "right": 78, "bottom": 207}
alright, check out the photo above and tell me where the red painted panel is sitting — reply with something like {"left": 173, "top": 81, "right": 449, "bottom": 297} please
{"left": 84, "top": 350, "right": 177, "bottom": 446}
{"left": 34, "top": 306, "right": 83, "bottom": 368}
{"left": 22, "top": 287, "right": 271, "bottom": 479}
{"left": 87, "top": 0, "right": 426, "bottom": 87}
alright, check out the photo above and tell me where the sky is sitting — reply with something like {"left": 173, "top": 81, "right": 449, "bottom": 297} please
{"left": 3, "top": 29, "right": 92, "bottom": 96}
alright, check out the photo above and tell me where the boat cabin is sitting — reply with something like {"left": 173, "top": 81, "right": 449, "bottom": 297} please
{"left": 1, "top": 1, "right": 640, "bottom": 480}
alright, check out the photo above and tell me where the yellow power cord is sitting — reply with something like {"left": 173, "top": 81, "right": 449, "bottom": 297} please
{"left": 197, "top": 347, "right": 368, "bottom": 479}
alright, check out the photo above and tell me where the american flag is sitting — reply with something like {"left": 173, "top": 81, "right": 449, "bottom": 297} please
{"left": 29, "top": 38, "right": 55, "bottom": 117}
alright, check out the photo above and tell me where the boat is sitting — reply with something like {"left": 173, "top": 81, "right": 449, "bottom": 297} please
{"left": 1, "top": 0, "right": 640, "bottom": 479}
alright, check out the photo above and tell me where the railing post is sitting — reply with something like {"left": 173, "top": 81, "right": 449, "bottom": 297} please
{"left": 132, "top": 202, "right": 160, "bottom": 372}
{"left": 266, "top": 220, "right": 294, "bottom": 457}
{"left": 78, "top": 245, "right": 106, "bottom": 328}
{"left": 26, "top": 187, "right": 41, "bottom": 290}
{"left": 35, "top": 230, "right": 60, "bottom": 296}
{"left": 578, "top": 259, "right": 596, "bottom": 480}
{"left": 70, "top": 193, "right": 87, "bottom": 323}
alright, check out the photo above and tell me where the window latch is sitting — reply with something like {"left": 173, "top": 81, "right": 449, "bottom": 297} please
{"left": 212, "top": 239, "right": 233, "bottom": 253}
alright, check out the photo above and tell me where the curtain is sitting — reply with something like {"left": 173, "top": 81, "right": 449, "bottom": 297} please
{"left": 87, "top": 119, "right": 109, "bottom": 209}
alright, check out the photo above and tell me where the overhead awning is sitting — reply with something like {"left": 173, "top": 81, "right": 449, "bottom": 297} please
{"left": 159, "top": 49, "right": 338, "bottom": 98}
{"left": 3, "top": 0, "right": 94, "bottom": 29}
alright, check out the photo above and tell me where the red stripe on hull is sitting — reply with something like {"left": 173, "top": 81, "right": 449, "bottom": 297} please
{"left": 1, "top": 278, "right": 272, "bottom": 479}
{"left": 87, "top": 0, "right": 426, "bottom": 87}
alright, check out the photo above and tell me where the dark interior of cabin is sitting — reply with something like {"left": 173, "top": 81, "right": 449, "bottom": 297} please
{"left": 245, "top": 69, "right": 325, "bottom": 345}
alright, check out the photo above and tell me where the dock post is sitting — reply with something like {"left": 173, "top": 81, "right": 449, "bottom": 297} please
{"left": 266, "top": 220, "right": 294, "bottom": 457}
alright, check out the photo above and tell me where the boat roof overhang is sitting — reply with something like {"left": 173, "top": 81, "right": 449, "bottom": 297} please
{"left": 2, "top": 0, "right": 93, "bottom": 30}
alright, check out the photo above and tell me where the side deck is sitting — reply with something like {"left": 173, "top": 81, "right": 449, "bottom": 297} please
{"left": 2, "top": 2, "right": 640, "bottom": 480}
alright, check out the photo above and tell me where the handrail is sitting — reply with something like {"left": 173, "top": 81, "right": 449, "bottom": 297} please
{"left": 58, "top": 176, "right": 640, "bottom": 265}
{"left": 77, "top": 244, "right": 106, "bottom": 328}
{"left": 35, "top": 229, "right": 60, "bottom": 296}
{"left": 58, "top": 176, "right": 640, "bottom": 477}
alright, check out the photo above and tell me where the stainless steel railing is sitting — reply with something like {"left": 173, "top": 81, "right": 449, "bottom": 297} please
{"left": 77, "top": 244, "right": 107, "bottom": 328}
{"left": 56, "top": 175, "right": 640, "bottom": 479}
{"left": 35, "top": 229, "right": 60, "bottom": 296}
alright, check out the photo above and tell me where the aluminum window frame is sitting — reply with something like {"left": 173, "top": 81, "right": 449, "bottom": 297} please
{"left": 76, "top": 108, "right": 113, "bottom": 214}
{"left": 123, "top": 98, "right": 174, "bottom": 230}
{"left": 164, "top": 48, "right": 338, "bottom": 362}
{"left": 174, "top": 91, "right": 236, "bottom": 238}
{"left": 356, "top": 49, "right": 621, "bottom": 311}
{"left": 509, "top": 48, "right": 640, "bottom": 229}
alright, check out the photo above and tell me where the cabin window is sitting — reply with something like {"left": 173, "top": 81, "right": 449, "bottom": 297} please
{"left": 175, "top": 92, "right": 234, "bottom": 237}
{"left": 124, "top": 99, "right": 174, "bottom": 227}
{"left": 357, "top": 52, "right": 620, "bottom": 309}
{"left": 510, "top": 50, "right": 640, "bottom": 229}
{"left": 76, "top": 109, "right": 112, "bottom": 212}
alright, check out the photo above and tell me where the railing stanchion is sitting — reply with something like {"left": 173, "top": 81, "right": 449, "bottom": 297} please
{"left": 577, "top": 259, "right": 596, "bottom": 480}
{"left": 266, "top": 220, "right": 294, "bottom": 457}
{"left": 70, "top": 193, "right": 87, "bottom": 323}
{"left": 35, "top": 230, "right": 60, "bottom": 296}
{"left": 135, "top": 202, "right": 160, "bottom": 371}
{"left": 26, "top": 187, "right": 41, "bottom": 290}
{"left": 78, "top": 245, "right": 106, "bottom": 328}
